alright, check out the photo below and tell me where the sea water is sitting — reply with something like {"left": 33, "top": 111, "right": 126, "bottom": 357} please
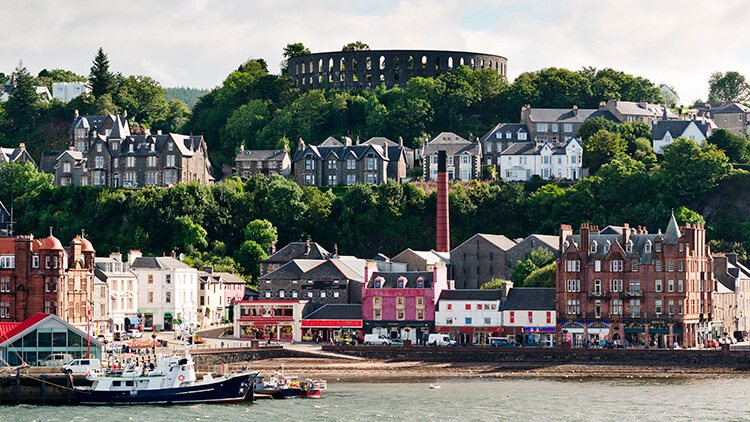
{"left": 4, "top": 377, "right": 747, "bottom": 421}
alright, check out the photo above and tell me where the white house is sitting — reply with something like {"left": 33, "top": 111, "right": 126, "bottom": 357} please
{"left": 52, "top": 82, "right": 91, "bottom": 102}
{"left": 499, "top": 138, "right": 583, "bottom": 181}
{"left": 95, "top": 253, "right": 138, "bottom": 333}
{"left": 422, "top": 132, "right": 482, "bottom": 181}
{"left": 652, "top": 119, "right": 713, "bottom": 153}
{"left": 501, "top": 288, "right": 556, "bottom": 347}
{"left": 434, "top": 289, "right": 503, "bottom": 345}
{"left": 197, "top": 266, "right": 246, "bottom": 325}
{"left": 130, "top": 252, "right": 198, "bottom": 331}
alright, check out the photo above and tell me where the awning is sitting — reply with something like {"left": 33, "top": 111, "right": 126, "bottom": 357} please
{"left": 125, "top": 316, "right": 141, "bottom": 325}
{"left": 164, "top": 312, "right": 173, "bottom": 318}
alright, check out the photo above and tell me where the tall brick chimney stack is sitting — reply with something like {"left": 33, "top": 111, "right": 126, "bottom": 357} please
{"left": 436, "top": 150, "right": 450, "bottom": 253}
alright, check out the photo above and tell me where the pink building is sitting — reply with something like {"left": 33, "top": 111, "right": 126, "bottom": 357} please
{"left": 362, "top": 261, "right": 450, "bottom": 343}
{"left": 198, "top": 266, "right": 247, "bottom": 324}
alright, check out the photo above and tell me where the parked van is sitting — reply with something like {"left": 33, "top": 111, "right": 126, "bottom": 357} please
{"left": 363, "top": 334, "right": 391, "bottom": 346}
{"left": 61, "top": 358, "right": 101, "bottom": 375}
{"left": 39, "top": 353, "right": 73, "bottom": 367}
{"left": 427, "top": 334, "right": 457, "bottom": 346}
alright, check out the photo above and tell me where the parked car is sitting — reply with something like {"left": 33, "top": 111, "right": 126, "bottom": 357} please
{"left": 113, "top": 331, "right": 129, "bottom": 341}
{"left": 130, "top": 329, "right": 143, "bottom": 339}
{"left": 39, "top": 353, "right": 73, "bottom": 367}
{"left": 427, "top": 334, "right": 457, "bottom": 346}
{"left": 363, "top": 334, "right": 391, "bottom": 346}
{"left": 97, "top": 332, "right": 114, "bottom": 343}
{"left": 489, "top": 337, "right": 513, "bottom": 347}
{"left": 389, "top": 338, "right": 404, "bottom": 347}
{"left": 705, "top": 339, "right": 719, "bottom": 348}
{"left": 61, "top": 358, "right": 101, "bottom": 375}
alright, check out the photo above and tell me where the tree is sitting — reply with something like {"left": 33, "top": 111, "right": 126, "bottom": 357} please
{"left": 523, "top": 263, "right": 556, "bottom": 287}
{"left": 480, "top": 278, "right": 508, "bottom": 290}
{"left": 172, "top": 216, "right": 209, "bottom": 251}
{"left": 342, "top": 41, "right": 370, "bottom": 51}
{"left": 706, "top": 128, "right": 748, "bottom": 163}
{"left": 674, "top": 206, "right": 705, "bottom": 226}
{"left": 583, "top": 129, "right": 627, "bottom": 173}
{"left": 115, "top": 75, "right": 168, "bottom": 125}
{"left": 36, "top": 68, "right": 87, "bottom": 91}
{"left": 281, "top": 43, "right": 311, "bottom": 74}
{"left": 527, "top": 246, "right": 556, "bottom": 268}
{"left": 511, "top": 258, "right": 537, "bottom": 286}
{"left": 576, "top": 116, "right": 617, "bottom": 143}
{"left": 89, "top": 47, "right": 117, "bottom": 98}
{"left": 234, "top": 240, "right": 267, "bottom": 280}
{"left": 658, "top": 138, "right": 732, "bottom": 204}
{"left": 0, "top": 161, "right": 53, "bottom": 206}
{"left": 5, "top": 62, "right": 40, "bottom": 133}
{"left": 708, "top": 71, "right": 750, "bottom": 102}
{"left": 243, "top": 219, "right": 278, "bottom": 252}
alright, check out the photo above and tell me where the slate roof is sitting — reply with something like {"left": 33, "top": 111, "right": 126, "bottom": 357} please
{"left": 69, "top": 114, "right": 128, "bottom": 136}
{"left": 199, "top": 270, "right": 246, "bottom": 285}
{"left": 452, "top": 233, "right": 516, "bottom": 253}
{"left": 292, "top": 143, "right": 389, "bottom": 162}
{"left": 517, "top": 234, "right": 558, "bottom": 250}
{"left": 264, "top": 242, "right": 331, "bottom": 264}
{"left": 302, "top": 259, "right": 364, "bottom": 282}
{"left": 480, "top": 123, "right": 529, "bottom": 143}
{"left": 130, "top": 256, "right": 194, "bottom": 270}
{"left": 606, "top": 101, "right": 679, "bottom": 120}
{"left": 565, "top": 232, "right": 661, "bottom": 265}
{"left": 363, "top": 137, "right": 414, "bottom": 153}
{"left": 303, "top": 304, "right": 362, "bottom": 320}
{"left": 500, "top": 138, "right": 581, "bottom": 156}
{"left": 526, "top": 108, "right": 617, "bottom": 124}
{"left": 235, "top": 149, "right": 288, "bottom": 162}
{"left": 652, "top": 119, "right": 711, "bottom": 140}
{"left": 367, "top": 271, "right": 434, "bottom": 288}
{"left": 319, "top": 136, "right": 344, "bottom": 146}
{"left": 502, "top": 288, "right": 556, "bottom": 311}
{"left": 39, "top": 150, "right": 63, "bottom": 173}
{"left": 121, "top": 134, "right": 204, "bottom": 158}
{"left": 423, "top": 132, "right": 481, "bottom": 156}
{"left": 0, "top": 147, "right": 35, "bottom": 166}
{"left": 438, "top": 289, "right": 504, "bottom": 301}
{"left": 393, "top": 249, "right": 451, "bottom": 265}
{"left": 713, "top": 103, "right": 750, "bottom": 114}
{"left": 259, "top": 260, "right": 324, "bottom": 280}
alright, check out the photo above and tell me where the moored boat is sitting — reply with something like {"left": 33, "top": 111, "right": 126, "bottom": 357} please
{"left": 254, "top": 367, "right": 326, "bottom": 399}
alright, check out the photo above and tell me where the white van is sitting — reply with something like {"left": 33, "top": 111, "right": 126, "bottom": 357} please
{"left": 39, "top": 353, "right": 73, "bottom": 367}
{"left": 427, "top": 334, "right": 457, "bottom": 346}
{"left": 363, "top": 334, "right": 391, "bottom": 346}
{"left": 61, "top": 358, "right": 101, "bottom": 374}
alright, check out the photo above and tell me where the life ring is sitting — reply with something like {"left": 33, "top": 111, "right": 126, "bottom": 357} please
{"left": 178, "top": 374, "right": 185, "bottom": 381}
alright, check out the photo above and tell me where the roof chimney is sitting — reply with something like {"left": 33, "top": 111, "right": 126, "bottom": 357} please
{"left": 306, "top": 239, "right": 310, "bottom": 255}
{"left": 334, "top": 243, "right": 338, "bottom": 256}
{"left": 436, "top": 150, "right": 450, "bottom": 253}
{"left": 270, "top": 241, "right": 276, "bottom": 254}
{"left": 398, "top": 136, "right": 404, "bottom": 147}
{"left": 298, "top": 138, "right": 305, "bottom": 151}
{"left": 74, "top": 109, "right": 79, "bottom": 119}
{"left": 19, "top": 143, "right": 25, "bottom": 149}
{"left": 203, "top": 265, "right": 214, "bottom": 274}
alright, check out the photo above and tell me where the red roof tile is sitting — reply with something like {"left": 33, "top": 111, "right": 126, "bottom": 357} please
{"left": 0, "top": 313, "right": 51, "bottom": 343}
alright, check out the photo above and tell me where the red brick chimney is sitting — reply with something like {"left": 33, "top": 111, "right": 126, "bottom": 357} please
{"left": 436, "top": 150, "right": 450, "bottom": 252}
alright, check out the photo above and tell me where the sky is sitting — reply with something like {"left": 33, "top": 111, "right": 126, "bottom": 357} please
{"left": 1, "top": 0, "right": 748, "bottom": 106}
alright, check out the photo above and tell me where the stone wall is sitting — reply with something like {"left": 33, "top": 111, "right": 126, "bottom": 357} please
{"left": 321, "top": 345, "right": 750, "bottom": 368}
{"left": 288, "top": 49, "right": 507, "bottom": 91}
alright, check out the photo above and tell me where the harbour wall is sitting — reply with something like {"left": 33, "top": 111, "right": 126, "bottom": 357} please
{"left": 320, "top": 345, "right": 750, "bottom": 369}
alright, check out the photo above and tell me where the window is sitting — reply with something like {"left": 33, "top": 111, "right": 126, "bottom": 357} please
{"left": 165, "top": 292, "right": 171, "bottom": 303}
{"left": 126, "top": 156, "right": 135, "bottom": 168}
{"left": 594, "top": 260, "right": 601, "bottom": 272}
{"left": 465, "top": 317, "right": 472, "bottom": 325}
{"left": 678, "top": 300, "right": 683, "bottom": 314}
{"left": 655, "top": 279, "right": 662, "bottom": 292}
{"left": 346, "top": 174, "right": 356, "bottom": 185}
{"left": 611, "top": 299, "right": 622, "bottom": 315}
{"left": 679, "top": 243, "right": 684, "bottom": 252}
{"left": 148, "top": 291, "right": 154, "bottom": 303}
{"left": 327, "top": 175, "right": 337, "bottom": 186}
{"left": 304, "top": 174, "right": 315, "bottom": 186}
{"left": 565, "top": 279, "right": 580, "bottom": 292}
{"left": 398, "top": 280, "right": 404, "bottom": 288}
{"left": 655, "top": 299, "right": 662, "bottom": 315}
{"left": 465, "top": 304, "right": 471, "bottom": 310}
{"left": 610, "top": 279, "right": 622, "bottom": 292}
{"left": 668, "top": 300, "right": 674, "bottom": 314}
{"left": 629, "top": 299, "right": 641, "bottom": 317}
{"left": 148, "top": 274, "right": 153, "bottom": 284}
{"left": 629, "top": 279, "right": 640, "bottom": 293}
{"left": 655, "top": 243, "right": 661, "bottom": 252}
{"left": 655, "top": 260, "right": 662, "bottom": 272}
{"left": 278, "top": 290, "right": 285, "bottom": 298}
{"left": 668, "top": 260, "right": 674, "bottom": 272}
{"left": 551, "top": 124, "right": 558, "bottom": 132}
{"left": 566, "top": 300, "right": 580, "bottom": 315}
{"left": 564, "top": 124, "right": 572, "bottom": 133}
{"left": 509, "top": 311, "right": 514, "bottom": 323}
{"left": 63, "top": 162, "right": 71, "bottom": 173}
{"left": 678, "top": 279, "right": 684, "bottom": 292}
{"left": 148, "top": 156, "right": 157, "bottom": 167}
{"left": 610, "top": 260, "right": 623, "bottom": 272}
{"left": 292, "top": 290, "right": 299, "bottom": 298}
{"left": 328, "top": 159, "right": 336, "bottom": 170}
{"left": 0, "top": 278, "right": 9, "bottom": 292}
{"left": 484, "top": 317, "right": 491, "bottom": 325}
{"left": 518, "top": 132, "right": 527, "bottom": 140}
{"left": 168, "top": 142, "right": 173, "bottom": 151}
{"left": 594, "top": 300, "right": 601, "bottom": 318}
{"left": 528, "top": 311, "right": 533, "bottom": 324}
{"left": 320, "top": 290, "right": 326, "bottom": 298}
{"left": 594, "top": 279, "right": 601, "bottom": 294}
{"left": 166, "top": 155, "right": 176, "bottom": 167}
{"left": 565, "top": 260, "right": 580, "bottom": 272}
{"left": 346, "top": 159, "right": 355, "bottom": 170}
{"left": 333, "top": 290, "right": 340, "bottom": 298}
{"left": 668, "top": 279, "right": 674, "bottom": 292}
{"left": 32, "top": 255, "right": 39, "bottom": 268}
{"left": 366, "top": 157, "right": 377, "bottom": 170}
{"left": 397, "top": 309, "right": 405, "bottom": 320}
{"left": 631, "top": 260, "right": 638, "bottom": 272}
{"left": 537, "top": 123, "right": 548, "bottom": 132}
{"left": 365, "top": 174, "right": 376, "bottom": 184}
{"left": 166, "top": 275, "right": 171, "bottom": 284}
{"left": 678, "top": 261, "right": 683, "bottom": 272}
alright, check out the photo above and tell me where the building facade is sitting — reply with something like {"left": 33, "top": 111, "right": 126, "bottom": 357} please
{"left": 422, "top": 132, "right": 481, "bottom": 181}
{"left": 197, "top": 266, "right": 246, "bottom": 325}
{"left": 451, "top": 234, "right": 515, "bottom": 289}
{"left": 260, "top": 241, "right": 332, "bottom": 277}
{"left": 434, "top": 289, "right": 504, "bottom": 345}
{"left": 361, "top": 261, "right": 450, "bottom": 342}
{"left": 0, "top": 235, "right": 96, "bottom": 326}
{"left": 556, "top": 218, "right": 713, "bottom": 348}
{"left": 94, "top": 253, "right": 138, "bottom": 333}
{"left": 130, "top": 252, "right": 198, "bottom": 331}
{"left": 52, "top": 82, "right": 90, "bottom": 102}
{"left": 233, "top": 300, "right": 307, "bottom": 342}
{"left": 292, "top": 138, "right": 392, "bottom": 187}
{"left": 652, "top": 119, "right": 713, "bottom": 153}
{"left": 499, "top": 138, "right": 584, "bottom": 181}
{"left": 501, "top": 287, "right": 557, "bottom": 347}
{"left": 234, "top": 147, "right": 291, "bottom": 178}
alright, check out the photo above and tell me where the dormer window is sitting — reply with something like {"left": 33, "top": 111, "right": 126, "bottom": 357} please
{"left": 626, "top": 241, "right": 633, "bottom": 253}
{"left": 128, "top": 144, "right": 134, "bottom": 153}
{"left": 417, "top": 277, "right": 424, "bottom": 288}
{"left": 397, "top": 276, "right": 407, "bottom": 289}
{"left": 374, "top": 277, "right": 383, "bottom": 288}
{"left": 645, "top": 241, "right": 652, "bottom": 253}
{"left": 590, "top": 240, "right": 597, "bottom": 253}
{"left": 655, "top": 242, "right": 661, "bottom": 252}
{"left": 168, "top": 143, "right": 174, "bottom": 151}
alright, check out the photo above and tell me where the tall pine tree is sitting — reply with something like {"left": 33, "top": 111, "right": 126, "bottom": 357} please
{"left": 5, "top": 61, "right": 40, "bottom": 134}
{"left": 89, "top": 47, "right": 116, "bottom": 98}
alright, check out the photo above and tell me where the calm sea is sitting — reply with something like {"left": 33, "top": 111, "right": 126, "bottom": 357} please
{"left": 4, "top": 377, "right": 747, "bottom": 421}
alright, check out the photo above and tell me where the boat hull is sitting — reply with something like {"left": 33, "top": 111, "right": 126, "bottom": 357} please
{"left": 254, "top": 386, "right": 303, "bottom": 399}
{"left": 74, "top": 372, "right": 257, "bottom": 405}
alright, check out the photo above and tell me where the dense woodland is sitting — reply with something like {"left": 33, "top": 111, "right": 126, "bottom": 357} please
{"left": 1, "top": 46, "right": 750, "bottom": 287}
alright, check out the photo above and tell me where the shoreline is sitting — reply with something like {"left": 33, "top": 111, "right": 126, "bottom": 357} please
{"left": 240, "top": 357, "right": 750, "bottom": 381}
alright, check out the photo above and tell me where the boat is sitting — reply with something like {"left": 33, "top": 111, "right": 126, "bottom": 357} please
{"left": 254, "top": 367, "right": 326, "bottom": 399}
{"left": 72, "top": 328, "right": 258, "bottom": 405}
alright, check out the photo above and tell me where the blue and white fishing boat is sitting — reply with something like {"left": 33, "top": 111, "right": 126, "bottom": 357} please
{"left": 72, "top": 329, "right": 257, "bottom": 405}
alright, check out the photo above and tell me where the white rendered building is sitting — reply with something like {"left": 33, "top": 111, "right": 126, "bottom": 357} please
{"left": 499, "top": 138, "right": 583, "bottom": 181}
{"left": 95, "top": 253, "right": 138, "bottom": 333}
{"left": 129, "top": 251, "right": 198, "bottom": 331}
{"left": 434, "top": 289, "right": 503, "bottom": 345}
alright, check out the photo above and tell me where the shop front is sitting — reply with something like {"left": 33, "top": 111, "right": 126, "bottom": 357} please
{"left": 301, "top": 319, "right": 362, "bottom": 344}
{"left": 364, "top": 320, "right": 433, "bottom": 344}
{"left": 522, "top": 327, "right": 556, "bottom": 347}
{"left": 435, "top": 326, "right": 503, "bottom": 345}
{"left": 234, "top": 300, "right": 306, "bottom": 342}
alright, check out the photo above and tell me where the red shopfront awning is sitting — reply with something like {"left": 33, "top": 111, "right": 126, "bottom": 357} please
{"left": 301, "top": 319, "right": 362, "bottom": 329}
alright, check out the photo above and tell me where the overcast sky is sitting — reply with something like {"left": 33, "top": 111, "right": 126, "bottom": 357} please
{"left": 2, "top": 0, "right": 748, "bottom": 106}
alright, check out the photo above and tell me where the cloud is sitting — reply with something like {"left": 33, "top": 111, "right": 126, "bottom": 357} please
{"left": 1, "top": 0, "right": 748, "bottom": 105}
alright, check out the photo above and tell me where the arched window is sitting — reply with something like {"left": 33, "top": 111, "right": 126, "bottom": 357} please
{"left": 329, "top": 58, "right": 334, "bottom": 72}
{"left": 408, "top": 56, "right": 414, "bottom": 69}
{"left": 366, "top": 56, "right": 372, "bottom": 71}
{"left": 340, "top": 57, "right": 346, "bottom": 71}
{"left": 309, "top": 60, "right": 314, "bottom": 73}
{"left": 379, "top": 56, "right": 386, "bottom": 70}
{"left": 470, "top": 58, "right": 475, "bottom": 68}
{"left": 352, "top": 57, "right": 358, "bottom": 71}
{"left": 318, "top": 59, "right": 323, "bottom": 72}
{"left": 393, "top": 57, "right": 400, "bottom": 69}
{"left": 416, "top": 277, "right": 424, "bottom": 288}
{"left": 435, "top": 56, "right": 440, "bottom": 70}
{"left": 421, "top": 56, "right": 427, "bottom": 69}
{"left": 448, "top": 57, "right": 453, "bottom": 69}
{"left": 480, "top": 59, "right": 485, "bottom": 68}
{"left": 459, "top": 57, "right": 465, "bottom": 66}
